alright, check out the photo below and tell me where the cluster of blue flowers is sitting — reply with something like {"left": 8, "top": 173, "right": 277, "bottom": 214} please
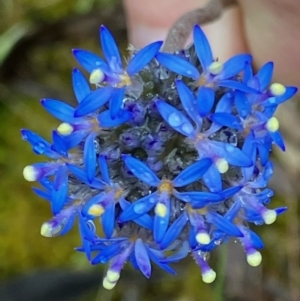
{"left": 22, "top": 24, "right": 297, "bottom": 289}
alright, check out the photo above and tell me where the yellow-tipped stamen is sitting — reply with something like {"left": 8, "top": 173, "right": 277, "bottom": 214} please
{"left": 103, "top": 277, "right": 116, "bottom": 290}
{"left": 202, "top": 269, "right": 217, "bottom": 283}
{"left": 40, "top": 222, "right": 61, "bottom": 237}
{"left": 270, "top": 83, "right": 286, "bottom": 96}
{"left": 196, "top": 232, "right": 211, "bottom": 245}
{"left": 89, "top": 69, "right": 104, "bottom": 85}
{"left": 88, "top": 204, "right": 105, "bottom": 217}
{"left": 266, "top": 117, "right": 279, "bottom": 132}
{"left": 57, "top": 123, "right": 74, "bottom": 136}
{"left": 215, "top": 158, "right": 229, "bottom": 174}
{"left": 23, "top": 165, "right": 38, "bottom": 182}
{"left": 155, "top": 203, "right": 168, "bottom": 217}
{"left": 208, "top": 62, "right": 223, "bottom": 75}
{"left": 106, "top": 270, "right": 120, "bottom": 282}
{"left": 247, "top": 251, "right": 262, "bottom": 267}
{"left": 262, "top": 209, "right": 277, "bottom": 225}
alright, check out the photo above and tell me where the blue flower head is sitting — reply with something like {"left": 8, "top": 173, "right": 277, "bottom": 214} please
{"left": 21, "top": 23, "right": 297, "bottom": 289}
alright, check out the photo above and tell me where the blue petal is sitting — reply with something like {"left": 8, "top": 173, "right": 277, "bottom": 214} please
{"left": 206, "top": 212, "right": 243, "bottom": 237}
{"left": 155, "top": 53, "right": 200, "bottom": 80}
{"left": 156, "top": 99, "right": 195, "bottom": 137}
{"left": 172, "top": 158, "right": 212, "bottom": 187}
{"left": 243, "top": 61, "right": 253, "bottom": 83}
{"left": 118, "top": 193, "right": 158, "bottom": 222}
{"left": 135, "top": 238, "right": 152, "bottom": 278}
{"left": 256, "top": 62, "right": 273, "bottom": 91}
{"left": 215, "top": 92, "right": 234, "bottom": 113}
{"left": 256, "top": 140, "right": 271, "bottom": 166}
{"left": 51, "top": 130, "right": 68, "bottom": 158}
{"left": 59, "top": 214, "right": 77, "bottom": 236}
{"left": 41, "top": 99, "right": 76, "bottom": 123}
{"left": 92, "top": 241, "right": 123, "bottom": 264}
{"left": 210, "top": 140, "right": 253, "bottom": 167}
{"left": 98, "top": 155, "right": 111, "bottom": 185}
{"left": 202, "top": 165, "right": 222, "bottom": 192}
{"left": 109, "top": 87, "right": 125, "bottom": 119}
{"left": 248, "top": 230, "right": 264, "bottom": 249}
{"left": 220, "top": 186, "right": 242, "bottom": 199}
{"left": 122, "top": 155, "right": 160, "bottom": 186}
{"left": 127, "top": 41, "right": 163, "bottom": 76}
{"left": 100, "top": 25, "right": 122, "bottom": 70}
{"left": 74, "top": 87, "right": 113, "bottom": 117}
{"left": 193, "top": 24, "right": 213, "bottom": 70}
{"left": 84, "top": 133, "right": 97, "bottom": 183}
{"left": 39, "top": 178, "right": 54, "bottom": 190}
{"left": 72, "top": 68, "right": 91, "bottom": 103}
{"left": 197, "top": 87, "right": 215, "bottom": 117}
{"left": 51, "top": 166, "right": 69, "bottom": 215}
{"left": 101, "top": 202, "right": 115, "bottom": 238}
{"left": 218, "top": 80, "right": 258, "bottom": 94}
{"left": 221, "top": 54, "right": 252, "bottom": 79}
{"left": 269, "top": 131, "right": 285, "bottom": 151}
{"left": 175, "top": 190, "right": 222, "bottom": 206}
{"left": 209, "top": 112, "right": 242, "bottom": 131}
{"left": 275, "top": 206, "right": 287, "bottom": 216}
{"left": 72, "top": 49, "right": 109, "bottom": 73}
{"left": 32, "top": 187, "right": 51, "bottom": 202}
{"left": 98, "top": 109, "right": 132, "bottom": 127}
{"left": 154, "top": 195, "right": 170, "bottom": 244}
{"left": 146, "top": 247, "right": 176, "bottom": 275}
{"left": 160, "top": 212, "right": 188, "bottom": 249}
{"left": 161, "top": 241, "right": 189, "bottom": 263}
{"left": 175, "top": 80, "right": 201, "bottom": 125}
{"left": 235, "top": 90, "right": 251, "bottom": 118}
{"left": 224, "top": 200, "right": 241, "bottom": 221}
{"left": 66, "top": 164, "right": 106, "bottom": 189}
{"left": 59, "top": 131, "right": 87, "bottom": 149}
{"left": 264, "top": 86, "right": 298, "bottom": 106}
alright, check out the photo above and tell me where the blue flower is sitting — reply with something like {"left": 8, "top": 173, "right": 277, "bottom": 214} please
{"left": 21, "top": 24, "right": 296, "bottom": 290}
{"left": 73, "top": 25, "right": 162, "bottom": 118}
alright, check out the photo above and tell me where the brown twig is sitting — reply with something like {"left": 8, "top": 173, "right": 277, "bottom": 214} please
{"left": 162, "top": 0, "right": 236, "bottom": 53}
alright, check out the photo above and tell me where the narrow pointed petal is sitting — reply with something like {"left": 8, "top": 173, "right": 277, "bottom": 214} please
{"left": 248, "top": 230, "right": 264, "bottom": 249}
{"left": 172, "top": 158, "right": 212, "bottom": 187}
{"left": 59, "top": 214, "right": 77, "bottom": 236}
{"left": 269, "top": 131, "right": 285, "bottom": 151}
{"left": 118, "top": 193, "right": 158, "bottom": 222}
{"left": 60, "top": 131, "right": 87, "bottom": 149}
{"left": 202, "top": 165, "right": 222, "bottom": 193}
{"left": 224, "top": 200, "right": 241, "bottom": 221}
{"left": 218, "top": 80, "right": 258, "bottom": 94}
{"left": 51, "top": 130, "right": 68, "bottom": 158}
{"left": 220, "top": 186, "right": 242, "bottom": 199}
{"left": 41, "top": 99, "right": 76, "bottom": 123}
{"left": 72, "top": 68, "right": 91, "bottom": 103}
{"left": 265, "top": 86, "right": 298, "bottom": 106}
{"left": 74, "top": 87, "right": 113, "bottom": 117}
{"left": 98, "top": 109, "right": 132, "bottom": 127}
{"left": 193, "top": 24, "right": 213, "bottom": 70}
{"left": 222, "top": 54, "right": 252, "bottom": 79}
{"left": 209, "top": 113, "right": 242, "bottom": 131}
{"left": 215, "top": 92, "right": 234, "bottom": 113}
{"left": 109, "top": 87, "right": 125, "bottom": 119}
{"left": 235, "top": 90, "right": 251, "bottom": 118}
{"left": 243, "top": 61, "right": 253, "bottom": 83}
{"left": 51, "top": 167, "right": 69, "bottom": 215}
{"left": 257, "top": 140, "right": 271, "bottom": 166}
{"left": 155, "top": 53, "right": 200, "bottom": 80}
{"left": 101, "top": 202, "right": 116, "bottom": 238}
{"left": 127, "top": 41, "right": 163, "bottom": 76}
{"left": 32, "top": 187, "right": 51, "bottom": 202}
{"left": 160, "top": 212, "right": 188, "bottom": 249}
{"left": 84, "top": 133, "right": 97, "bottom": 183}
{"left": 206, "top": 212, "right": 243, "bottom": 237}
{"left": 210, "top": 141, "right": 253, "bottom": 167}
{"left": 92, "top": 242, "right": 123, "bottom": 264}
{"left": 72, "top": 49, "right": 109, "bottom": 73}
{"left": 175, "top": 80, "right": 201, "bottom": 125}
{"left": 122, "top": 155, "right": 160, "bottom": 186}
{"left": 161, "top": 241, "right": 189, "bottom": 263}
{"left": 197, "top": 87, "right": 215, "bottom": 117}
{"left": 174, "top": 190, "right": 222, "bottom": 205}
{"left": 146, "top": 247, "right": 176, "bottom": 275}
{"left": 135, "top": 239, "right": 152, "bottom": 278}
{"left": 256, "top": 62, "right": 273, "bottom": 91}
{"left": 156, "top": 100, "right": 195, "bottom": 137}
{"left": 154, "top": 194, "right": 170, "bottom": 244}
{"left": 98, "top": 155, "right": 110, "bottom": 184}
{"left": 100, "top": 25, "right": 122, "bottom": 70}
